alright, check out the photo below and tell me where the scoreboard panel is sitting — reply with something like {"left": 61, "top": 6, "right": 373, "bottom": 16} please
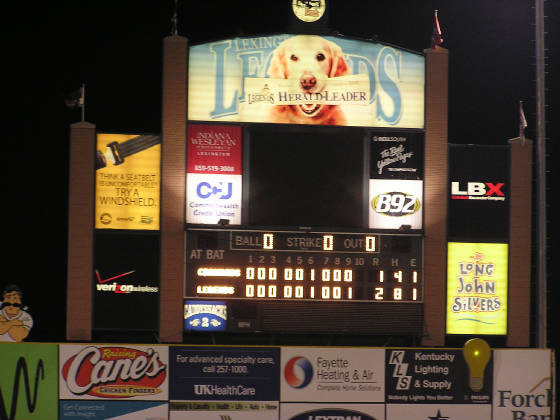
{"left": 185, "top": 229, "right": 424, "bottom": 334}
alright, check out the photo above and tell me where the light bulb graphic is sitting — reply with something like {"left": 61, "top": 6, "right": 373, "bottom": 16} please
{"left": 463, "top": 338, "right": 491, "bottom": 392}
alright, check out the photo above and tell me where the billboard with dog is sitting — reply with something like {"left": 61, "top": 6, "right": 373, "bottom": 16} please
{"left": 188, "top": 34, "right": 425, "bottom": 128}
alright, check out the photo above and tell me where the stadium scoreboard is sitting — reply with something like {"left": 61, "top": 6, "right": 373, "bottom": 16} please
{"left": 185, "top": 229, "right": 424, "bottom": 334}
{"left": 183, "top": 66, "right": 426, "bottom": 335}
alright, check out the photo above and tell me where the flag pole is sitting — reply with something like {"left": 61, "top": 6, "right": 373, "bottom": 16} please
{"left": 81, "top": 83, "right": 86, "bottom": 122}
{"left": 535, "top": 0, "right": 547, "bottom": 349}
{"left": 171, "top": 0, "right": 178, "bottom": 36}
{"left": 519, "top": 100, "right": 527, "bottom": 145}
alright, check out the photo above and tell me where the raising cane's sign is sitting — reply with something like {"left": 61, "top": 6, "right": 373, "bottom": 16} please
{"left": 59, "top": 345, "right": 169, "bottom": 400}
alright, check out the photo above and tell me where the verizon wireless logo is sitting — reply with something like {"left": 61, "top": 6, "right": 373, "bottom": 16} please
{"left": 451, "top": 182, "right": 506, "bottom": 201}
{"left": 95, "top": 269, "right": 159, "bottom": 294}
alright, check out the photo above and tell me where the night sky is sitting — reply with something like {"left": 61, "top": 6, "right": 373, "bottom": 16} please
{"left": 15, "top": 0, "right": 558, "bottom": 355}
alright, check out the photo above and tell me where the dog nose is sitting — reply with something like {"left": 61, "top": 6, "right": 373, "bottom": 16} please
{"left": 300, "top": 73, "right": 317, "bottom": 90}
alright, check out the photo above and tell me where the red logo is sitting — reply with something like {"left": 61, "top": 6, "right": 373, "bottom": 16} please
{"left": 451, "top": 182, "right": 505, "bottom": 201}
{"left": 62, "top": 346, "right": 167, "bottom": 398}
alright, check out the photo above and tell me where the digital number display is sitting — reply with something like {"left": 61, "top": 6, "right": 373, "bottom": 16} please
{"left": 186, "top": 230, "right": 422, "bottom": 303}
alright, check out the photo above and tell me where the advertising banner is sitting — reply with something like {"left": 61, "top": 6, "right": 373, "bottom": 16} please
{"left": 448, "top": 145, "right": 510, "bottom": 241}
{"left": 169, "top": 346, "right": 280, "bottom": 401}
{"left": 369, "top": 179, "right": 423, "bottom": 230}
{"left": 387, "top": 404, "right": 491, "bottom": 420}
{"left": 188, "top": 34, "right": 425, "bottom": 128}
{"left": 170, "top": 401, "right": 278, "bottom": 420}
{"left": 184, "top": 300, "right": 227, "bottom": 332}
{"left": 493, "top": 349, "right": 553, "bottom": 420}
{"left": 280, "top": 403, "right": 384, "bottom": 420}
{"left": 187, "top": 125, "right": 242, "bottom": 175}
{"left": 95, "top": 133, "right": 161, "bottom": 230}
{"left": 0, "top": 343, "right": 58, "bottom": 420}
{"left": 186, "top": 124, "right": 243, "bottom": 225}
{"left": 0, "top": 344, "right": 553, "bottom": 420}
{"left": 280, "top": 347, "right": 385, "bottom": 403}
{"left": 59, "top": 344, "right": 169, "bottom": 400}
{"left": 186, "top": 173, "right": 242, "bottom": 224}
{"left": 370, "top": 131, "right": 424, "bottom": 179}
{"left": 446, "top": 242, "right": 508, "bottom": 335}
{"left": 93, "top": 232, "right": 159, "bottom": 331}
{"left": 59, "top": 400, "right": 169, "bottom": 420}
{"left": 385, "top": 348, "right": 492, "bottom": 404}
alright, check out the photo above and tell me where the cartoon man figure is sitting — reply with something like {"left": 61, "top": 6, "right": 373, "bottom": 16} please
{"left": 0, "top": 284, "right": 33, "bottom": 342}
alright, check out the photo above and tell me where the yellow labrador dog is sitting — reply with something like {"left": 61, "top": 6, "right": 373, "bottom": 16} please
{"left": 267, "top": 35, "right": 349, "bottom": 125}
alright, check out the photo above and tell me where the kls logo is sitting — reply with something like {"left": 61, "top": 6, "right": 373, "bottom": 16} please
{"left": 371, "top": 192, "right": 421, "bottom": 217}
{"left": 451, "top": 182, "right": 506, "bottom": 201}
{"left": 196, "top": 182, "right": 232, "bottom": 199}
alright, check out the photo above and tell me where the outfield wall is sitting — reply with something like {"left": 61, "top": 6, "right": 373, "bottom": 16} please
{"left": 0, "top": 343, "right": 554, "bottom": 420}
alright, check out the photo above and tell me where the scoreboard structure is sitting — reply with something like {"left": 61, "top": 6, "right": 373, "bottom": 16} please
{"left": 186, "top": 229, "right": 423, "bottom": 334}
{"left": 183, "top": 115, "right": 427, "bottom": 336}
{"left": 179, "top": 29, "right": 430, "bottom": 337}
{"left": 66, "top": 9, "right": 532, "bottom": 347}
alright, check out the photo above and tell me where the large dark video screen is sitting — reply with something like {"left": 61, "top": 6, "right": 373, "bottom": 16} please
{"left": 247, "top": 125, "right": 365, "bottom": 229}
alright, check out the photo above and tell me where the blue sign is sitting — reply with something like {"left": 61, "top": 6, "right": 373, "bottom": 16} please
{"left": 170, "top": 346, "right": 280, "bottom": 401}
{"left": 184, "top": 300, "right": 227, "bottom": 331}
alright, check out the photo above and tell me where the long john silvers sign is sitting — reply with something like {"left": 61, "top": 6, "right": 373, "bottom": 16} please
{"left": 188, "top": 34, "right": 425, "bottom": 128}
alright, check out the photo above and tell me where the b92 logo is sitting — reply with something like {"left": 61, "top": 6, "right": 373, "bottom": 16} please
{"left": 371, "top": 192, "right": 421, "bottom": 216}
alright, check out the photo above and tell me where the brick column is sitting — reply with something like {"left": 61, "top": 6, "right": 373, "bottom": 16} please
{"left": 159, "top": 35, "right": 188, "bottom": 343}
{"left": 66, "top": 121, "right": 95, "bottom": 341}
{"left": 507, "top": 138, "right": 533, "bottom": 347}
{"left": 422, "top": 46, "right": 449, "bottom": 346}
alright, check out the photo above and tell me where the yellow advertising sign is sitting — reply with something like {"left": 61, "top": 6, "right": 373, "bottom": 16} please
{"left": 446, "top": 242, "right": 508, "bottom": 335}
{"left": 95, "top": 133, "right": 161, "bottom": 230}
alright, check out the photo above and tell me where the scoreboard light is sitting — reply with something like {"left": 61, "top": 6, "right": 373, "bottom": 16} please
{"left": 196, "top": 268, "right": 241, "bottom": 277}
{"left": 263, "top": 233, "right": 274, "bottom": 249}
{"left": 323, "top": 235, "right": 334, "bottom": 251}
{"left": 365, "top": 235, "right": 376, "bottom": 251}
{"left": 196, "top": 285, "right": 235, "bottom": 295}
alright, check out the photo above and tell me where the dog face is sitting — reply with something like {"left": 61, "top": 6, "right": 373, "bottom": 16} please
{"left": 267, "top": 35, "right": 349, "bottom": 123}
